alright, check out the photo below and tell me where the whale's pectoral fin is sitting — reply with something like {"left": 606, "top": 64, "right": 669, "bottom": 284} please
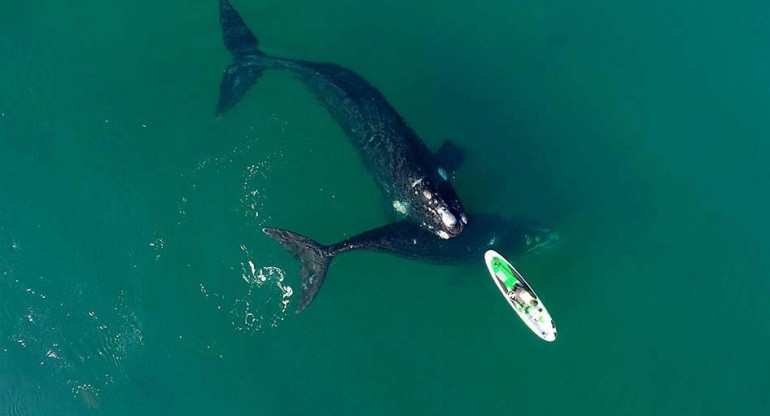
{"left": 216, "top": 63, "right": 265, "bottom": 117}
{"left": 263, "top": 227, "right": 334, "bottom": 313}
{"left": 436, "top": 140, "right": 466, "bottom": 173}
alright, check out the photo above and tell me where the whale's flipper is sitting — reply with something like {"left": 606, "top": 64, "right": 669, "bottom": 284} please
{"left": 436, "top": 140, "right": 466, "bottom": 173}
{"left": 263, "top": 228, "right": 334, "bottom": 313}
{"left": 216, "top": 0, "right": 267, "bottom": 117}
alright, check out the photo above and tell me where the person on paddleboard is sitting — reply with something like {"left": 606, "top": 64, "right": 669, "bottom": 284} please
{"left": 511, "top": 286, "right": 539, "bottom": 309}
{"left": 493, "top": 258, "right": 539, "bottom": 309}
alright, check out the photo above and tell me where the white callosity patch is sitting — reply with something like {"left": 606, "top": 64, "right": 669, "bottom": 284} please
{"left": 437, "top": 207, "right": 457, "bottom": 228}
{"left": 437, "top": 230, "right": 450, "bottom": 239}
{"left": 460, "top": 214, "right": 468, "bottom": 224}
{"left": 392, "top": 200, "right": 409, "bottom": 215}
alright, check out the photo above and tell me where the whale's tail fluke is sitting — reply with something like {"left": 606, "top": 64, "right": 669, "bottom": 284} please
{"left": 216, "top": 0, "right": 269, "bottom": 117}
{"left": 262, "top": 227, "right": 335, "bottom": 313}
{"left": 219, "top": 0, "right": 261, "bottom": 56}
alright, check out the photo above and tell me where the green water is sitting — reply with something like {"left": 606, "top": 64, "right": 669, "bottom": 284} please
{"left": 2, "top": 0, "right": 769, "bottom": 414}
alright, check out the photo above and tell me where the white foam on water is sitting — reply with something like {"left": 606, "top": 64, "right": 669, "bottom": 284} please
{"left": 233, "top": 245, "right": 293, "bottom": 333}
{"left": 148, "top": 237, "right": 165, "bottom": 260}
{"left": 198, "top": 245, "right": 293, "bottom": 335}
{"left": 175, "top": 120, "right": 285, "bottom": 229}
{"left": 241, "top": 158, "right": 278, "bottom": 225}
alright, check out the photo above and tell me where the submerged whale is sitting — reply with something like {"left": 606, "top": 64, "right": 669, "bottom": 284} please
{"left": 216, "top": 0, "right": 467, "bottom": 239}
{"left": 264, "top": 214, "right": 558, "bottom": 311}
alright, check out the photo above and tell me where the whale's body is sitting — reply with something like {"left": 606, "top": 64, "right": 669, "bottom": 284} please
{"left": 263, "top": 214, "right": 558, "bottom": 311}
{"left": 217, "top": 0, "right": 467, "bottom": 239}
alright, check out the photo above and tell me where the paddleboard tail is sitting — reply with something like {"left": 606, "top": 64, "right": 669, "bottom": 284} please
{"left": 216, "top": 0, "right": 271, "bottom": 117}
{"left": 262, "top": 227, "right": 334, "bottom": 313}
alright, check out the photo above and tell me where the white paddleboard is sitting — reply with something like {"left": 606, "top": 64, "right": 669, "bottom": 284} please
{"left": 484, "top": 250, "right": 557, "bottom": 342}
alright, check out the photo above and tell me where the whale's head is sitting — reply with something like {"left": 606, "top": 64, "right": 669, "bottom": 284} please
{"left": 408, "top": 168, "right": 467, "bottom": 239}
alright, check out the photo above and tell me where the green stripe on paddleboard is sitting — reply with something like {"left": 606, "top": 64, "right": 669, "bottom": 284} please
{"left": 491, "top": 256, "right": 518, "bottom": 291}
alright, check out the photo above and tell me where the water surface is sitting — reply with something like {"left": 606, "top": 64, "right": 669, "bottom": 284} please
{"left": 1, "top": 0, "right": 768, "bottom": 415}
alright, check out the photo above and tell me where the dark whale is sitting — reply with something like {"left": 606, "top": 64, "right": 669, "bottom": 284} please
{"left": 263, "top": 214, "right": 558, "bottom": 312}
{"left": 216, "top": 0, "right": 467, "bottom": 239}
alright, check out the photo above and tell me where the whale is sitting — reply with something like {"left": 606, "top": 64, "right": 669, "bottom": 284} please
{"left": 263, "top": 214, "right": 558, "bottom": 312}
{"left": 216, "top": 0, "right": 467, "bottom": 239}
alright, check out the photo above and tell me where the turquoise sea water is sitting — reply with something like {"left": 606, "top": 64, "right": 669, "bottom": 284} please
{"left": 2, "top": 1, "right": 769, "bottom": 415}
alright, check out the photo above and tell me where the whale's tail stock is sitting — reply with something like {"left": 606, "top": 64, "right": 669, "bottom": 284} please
{"left": 262, "top": 228, "right": 337, "bottom": 313}
{"left": 216, "top": 0, "right": 270, "bottom": 117}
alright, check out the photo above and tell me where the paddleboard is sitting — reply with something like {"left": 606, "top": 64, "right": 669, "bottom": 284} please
{"left": 484, "top": 250, "right": 557, "bottom": 341}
